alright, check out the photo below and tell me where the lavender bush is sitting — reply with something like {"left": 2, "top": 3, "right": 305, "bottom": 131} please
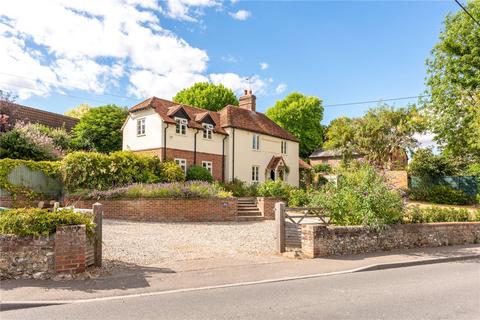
{"left": 79, "top": 181, "right": 232, "bottom": 199}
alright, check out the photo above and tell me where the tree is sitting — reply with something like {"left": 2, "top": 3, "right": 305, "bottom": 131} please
{"left": 173, "top": 82, "right": 238, "bottom": 111}
{"left": 266, "top": 92, "right": 324, "bottom": 158}
{"left": 72, "top": 105, "right": 128, "bottom": 153}
{"left": 424, "top": 1, "right": 480, "bottom": 159}
{"left": 408, "top": 148, "right": 459, "bottom": 179}
{"left": 324, "top": 117, "right": 358, "bottom": 163}
{"left": 0, "top": 89, "right": 18, "bottom": 103}
{"left": 65, "top": 103, "right": 92, "bottom": 119}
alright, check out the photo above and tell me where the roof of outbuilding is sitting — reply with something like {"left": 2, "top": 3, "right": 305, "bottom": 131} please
{"left": 128, "top": 97, "right": 299, "bottom": 142}
{"left": 309, "top": 148, "right": 361, "bottom": 158}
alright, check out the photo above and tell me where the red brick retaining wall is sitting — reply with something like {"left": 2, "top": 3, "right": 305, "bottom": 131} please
{"left": 0, "top": 195, "right": 57, "bottom": 209}
{"left": 257, "top": 197, "right": 285, "bottom": 220}
{"left": 67, "top": 198, "right": 238, "bottom": 222}
{"left": 301, "top": 222, "right": 480, "bottom": 258}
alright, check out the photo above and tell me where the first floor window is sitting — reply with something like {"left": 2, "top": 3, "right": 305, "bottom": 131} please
{"left": 281, "top": 140, "right": 287, "bottom": 154}
{"left": 174, "top": 158, "right": 187, "bottom": 174}
{"left": 203, "top": 124, "right": 213, "bottom": 139}
{"left": 202, "top": 161, "right": 213, "bottom": 174}
{"left": 175, "top": 117, "right": 187, "bottom": 135}
{"left": 252, "top": 134, "right": 260, "bottom": 150}
{"left": 251, "top": 166, "right": 259, "bottom": 182}
{"left": 136, "top": 118, "right": 145, "bottom": 136}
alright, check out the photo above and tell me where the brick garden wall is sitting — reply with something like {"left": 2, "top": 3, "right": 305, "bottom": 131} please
{"left": 67, "top": 198, "right": 238, "bottom": 222}
{"left": 0, "top": 195, "right": 57, "bottom": 209}
{"left": 301, "top": 222, "right": 480, "bottom": 258}
{"left": 257, "top": 197, "right": 285, "bottom": 220}
{"left": 0, "top": 225, "right": 93, "bottom": 279}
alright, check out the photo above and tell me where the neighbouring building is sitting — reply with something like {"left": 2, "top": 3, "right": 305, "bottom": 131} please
{"left": 122, "top": 90, "right": 300, "bottom": 186}
{"left": 0, "top": 101, "right": 79, "bottom": 132}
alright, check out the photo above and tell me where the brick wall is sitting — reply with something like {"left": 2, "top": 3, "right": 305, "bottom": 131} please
{"left": 0, "top": 195, "right": 58, "bottom": 209}
{"left": 257, "top": 197, "right": 285, "bottom": 220}
{"left": 68, "top": 198, "right": 238, "bottom": 222}
{"left": 133, "top": 148, "right": 225, "bottom": 181}
{"left": 301, "top": 222, "right": 480, "bottom": 258}
{"left": 55, "top": 225, "right": 87, "bottom": 274}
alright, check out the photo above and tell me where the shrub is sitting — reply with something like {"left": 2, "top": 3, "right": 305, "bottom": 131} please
{"left": 403, "top": 206, "right": 479, "bottom": 223}
{"left": 81, "top": 181, "right": 231, "bottom": 199}
{"left": 313, "top": 163, "right": 332, "bottom": 173}
{"left": 0, "top": 208, "right": 95, "bottom": 237}
{"left": 160, "top": 161, "right": 185, "bottom": 182}
{"left": 408, "top": 148, "right": 459, "bottom": 179}
{"left": 0, "top": 128, "right": 58, "bottom": 161}
{"left": 220, "top": 178, "right": 258, "bottom": 197}
{"left": 186, "top": 165, "right": 213, "bottom": 182}
{"left": 288, "top": 188, "right": 312, "bottom": 207}
{"left": 309, "top": 164, "right": 403, "bottom": 229}
{"left": 409, "top": 185, "right": 476, "bottom": 205}
{"left": 257, "top": 180, "right": 292, "bottom": 199}
{"left": 61, "top": 151, "right": 162, "bottom": 192}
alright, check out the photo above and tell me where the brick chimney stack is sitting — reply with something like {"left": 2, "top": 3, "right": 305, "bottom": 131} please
{"left": 239, "top": 89, "right": 256, "bottom": 112}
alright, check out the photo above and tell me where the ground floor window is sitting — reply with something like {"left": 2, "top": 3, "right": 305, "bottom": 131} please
{"left": 174, "top": 158, "right": 187, "bottom": 174}
{"left": 202, "top": 161, "right": 213, "bottom": 174}
{"left": 252, "top": 166, "right": 259, "bottom": 182}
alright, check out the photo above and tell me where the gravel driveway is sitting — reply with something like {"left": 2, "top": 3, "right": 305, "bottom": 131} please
{"left": 103, "top": 219, "right": 276, "bottom": 266}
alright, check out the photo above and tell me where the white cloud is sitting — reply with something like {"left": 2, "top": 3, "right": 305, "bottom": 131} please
{"left": 229, "top": 10, "right": 251, "bottom": 21}
{"left": 0, "top": 0, "right": 214, "bottom": 100}
{"left": 260, "top": 62, "right": 269, "bottom": 70}
{"left": 222, "top": 54, "right": 239, "bottom": 63}
{"left": 164, "top": 0, "right": 219, "bottom": 21}
{"left": 209, "top": 73, "right": 270, "bottom": 95}
{"left": 275, "top": 83, "right": 287, "bottom": 94}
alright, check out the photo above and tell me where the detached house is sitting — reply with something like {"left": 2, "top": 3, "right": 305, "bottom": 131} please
{"left": 122, "top": 90, "right": 300, "bottom": 186}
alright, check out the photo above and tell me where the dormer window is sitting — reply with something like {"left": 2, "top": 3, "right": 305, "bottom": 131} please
{"left": 203, "top": 124, "right": 213, "bottom": 139}
{"left": 175, "top": 117, "right": 187, "bottom": 135}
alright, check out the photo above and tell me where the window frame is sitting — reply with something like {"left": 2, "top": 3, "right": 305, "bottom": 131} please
{"left": 251, "top": 165, "right": 259, "bottom": 182}
{"left": 252, "top": 134, "right": 260, "bottom": 150}
{"left": 136, "top": 117, "right": 146, "bottom": 136}
{"left": 202, "top": 123, "right": 213, "bottom": 140}
{"left": 202, "top": 161, "right": 213, "bottom": 174}
{"left": 281, "top": 140, "right": 287, "bottom": 154}
{"left": 174, "top": 158, "right": 187, "bottom": 174}
{"left": 175, "top": 117, "right": 188, "bottom": 135}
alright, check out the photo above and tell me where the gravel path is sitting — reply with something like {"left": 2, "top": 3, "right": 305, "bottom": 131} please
{"left": 103, "top": 219, "right": 276, "bottom": 266}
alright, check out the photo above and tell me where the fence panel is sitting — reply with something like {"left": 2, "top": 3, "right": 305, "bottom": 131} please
{"left": 1, "top": 165, "right": 62, "bottom": 197}
{"left": 409, "top": 176, "right": 478, "bottom": 196}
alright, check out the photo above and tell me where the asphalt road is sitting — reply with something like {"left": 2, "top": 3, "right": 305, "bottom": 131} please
{"left": 2, "top": 260, "right": 480, "bottom": 320}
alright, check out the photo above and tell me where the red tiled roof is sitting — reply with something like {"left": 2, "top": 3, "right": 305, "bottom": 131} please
{"left": 218, "top": 105, "right": 298, "bottom": 142}
{"left": 266, "top": 156, "right": 286, "bottom": 170}
{"left": 299, "top": 158, "right": 312, "bottom": 169}
{"left": 0, "top": 101, "right": 79, "bottom": 131}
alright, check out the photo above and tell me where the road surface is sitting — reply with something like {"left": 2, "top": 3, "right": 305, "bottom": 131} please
{"left": 2, "top": 260, "right": 479, "bottom": 320}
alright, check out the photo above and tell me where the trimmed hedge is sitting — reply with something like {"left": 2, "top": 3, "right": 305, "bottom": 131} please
{"left": 186, "top": 165, "right": 213, "bottom": 182}
{"left": 403, "top": 206, "right": 480, "bottom": 223}
{"left": 0, "top": 208, "right": 95, "bottom": 237}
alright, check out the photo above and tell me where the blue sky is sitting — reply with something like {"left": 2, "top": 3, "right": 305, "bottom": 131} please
{"left": 0, "top": 0, "right": 458, "bottom": 124}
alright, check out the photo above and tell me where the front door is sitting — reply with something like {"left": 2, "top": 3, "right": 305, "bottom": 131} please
{"left": 270, "top": 170, "right": 275, "bottom": 180}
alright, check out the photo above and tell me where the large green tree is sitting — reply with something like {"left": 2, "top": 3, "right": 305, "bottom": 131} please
{"left": 173, "top": 82, "right": 238, "bottom": 111}
{"left": 72, "top": 105, "right": 128, "bottom": 153}
{"left": 266, "top": 92, "right": 324, "bottom": 158}
{"left": 324, "top": 116, "right": 358, "bottom": 162}
{"left": 65, "top": 103, "right": 92, "bottom": 119}
{"left": 425, "top": 1, "right": 480, "bottom": 159}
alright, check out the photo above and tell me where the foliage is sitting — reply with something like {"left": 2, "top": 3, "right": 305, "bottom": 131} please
{"left": 424, "top": 1, "right": 480, "bottom": 160}
{"left": 466, "top": 162, "right": 480, "bottom": 177}
{"left": 186, "top": 165, "right": 213, "bottom": 182}
{"left": 72, "top": 105, "right": 128, "bottom": 153}
{"left": 79, "top": 182, "right": 231, "bottom": 199}
{"left": 173, "top": 82, "right": 238, "bottom": 111}
{"left": 64, "top": 103, "right": 92, "bottom": 119}
{"left": 408, "top": 148, "right": 459, "bottom": 179}
{"left": 266, "top": 92, "right": 324, "bottom": 158}
{"left": 403, "top": 206, "right": 479, "bottom": 223}
{"left": 408, "top": 185, "right": 476, "bottom": 205}
{"left": 0, "top": 158, "right": 60, "bottom": 199}
{"left": 0, "top": 208, "right": 95, "bottom": 237}
{"left": 312, "top": 163, "right": 331, "bottom": 173}
{"left": 309, "top": 164, "right": 403, "bottom": 229}
{"left": 219, "top": 178, "right": 258, "bottom": 197}
{"left": 0, "top": 89, "right": 18, "bottom": 103}
{"left": 61, "top": 151, "right": 162, "bottom": 192}
{"left": 257, "top": 180, "right": 292, "bottom": 199}
{"left": 0, "top": 130, "right": 54, "bottom": 161}
{"left": 288, "top": 188, "right": 312, "bottom": 207}
{"left": 324, "top": 105, "right": 425, "bottom": 168}
{"left": 159, "top": 161, "right": 185, "bottom": 183}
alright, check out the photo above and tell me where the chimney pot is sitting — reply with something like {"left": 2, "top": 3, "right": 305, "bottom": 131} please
{"left": 249, "top": 89, "right": 252, "bottom": 94}
{"left": 244, "top": 89, "right": 248, "bottom": 95}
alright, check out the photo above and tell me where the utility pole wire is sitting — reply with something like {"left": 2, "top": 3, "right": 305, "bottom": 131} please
{"left": 454, "top": 0, "right": 480, "bottom": 27}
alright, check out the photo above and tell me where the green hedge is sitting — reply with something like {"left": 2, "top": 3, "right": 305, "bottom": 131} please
{"left": 0, "top": 208, "right": 95, "bottom": 237}
{"left": 0, "top": 158, "right": 61, "bottom": 198}
{"left": 404, "top": 206, "right": 480, "bottom": 223}
{"left": 257, "top": 180, "right": 292, "bottom": 198}
{"left": 409, "top": 185, "right": 476, "bottom": 205}
{"left": 186, "top": 165, "right": 213, "bottom": 182}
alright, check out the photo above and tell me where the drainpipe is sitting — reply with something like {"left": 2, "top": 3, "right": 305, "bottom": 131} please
{"left": 222, "top": 135, "right": 227, "bottom": 182}
{"left": 232, "top": 128, "right": 235, "bottom": 181}
{"left": 163, "top": 123, "right": 169, "bottom": 161}
{"left": 194, "top": 129, "right": 199, "bottom": 165}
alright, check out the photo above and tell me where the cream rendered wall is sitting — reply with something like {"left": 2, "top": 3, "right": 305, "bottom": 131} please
{"left": 163, "top": 125, "right": 224, "bottom": 155}
{"left": 122, "top": 109, "right": 163, "bottom": 151}
{"left": 226, "top": 128, "right": 299, "bottom": 187}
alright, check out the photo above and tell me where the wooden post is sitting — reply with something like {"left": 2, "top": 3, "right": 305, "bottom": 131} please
{"left": 53, "top": 202, "right": 60, "bottom": 211}
{"left": 275, "top": 202, "right": 286, "bottom": 253}
{"left": 92, "top": 203, "right": 103, "bottom": 267}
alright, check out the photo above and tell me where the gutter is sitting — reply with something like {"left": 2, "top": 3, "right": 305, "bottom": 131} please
{"left": 193, "top": 129, "right": 199, "bottom": 165}
{"left": 222, "top": 135, "right": 228, "bottom": 182}
{"left": 163, "top": 124, "right": 169, "bottom": 161}
{"left": 232, "top": 128, "right": 235, "bottom": 181}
